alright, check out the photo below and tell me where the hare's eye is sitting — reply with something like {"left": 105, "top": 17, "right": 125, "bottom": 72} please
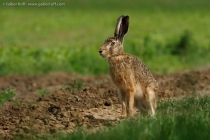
{"left": 111, "top": 42, "right": 115, "bottom": 45}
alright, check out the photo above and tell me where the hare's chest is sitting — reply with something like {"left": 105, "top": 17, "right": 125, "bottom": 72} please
{"left": 109, "top": 65, "right": 135, "bottom": 88}
{"left": 108, "top": 57, "right": 135, "bottom": 86}
{"left": 109, "top": 59, "right": 132, "bottom": 71}
{"left": 109, "top": 61, "right": 131, "bottom": 79}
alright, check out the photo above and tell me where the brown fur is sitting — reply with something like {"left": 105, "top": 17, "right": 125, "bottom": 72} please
{"left": 99, "top": 16, "right": 158, "bottom": 117}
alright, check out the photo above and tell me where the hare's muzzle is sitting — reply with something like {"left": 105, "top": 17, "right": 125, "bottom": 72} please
{"left": 99, "top": 48, "right": 104, "bottom": 57}
{"left": 99, "top": 47, "right": 107, "bottom": 58}
{"left": 99, "top": 50, "right": 103, "bottom": 55}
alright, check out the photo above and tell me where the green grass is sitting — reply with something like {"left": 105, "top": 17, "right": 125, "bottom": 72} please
{"left": 37, "top": 88, "right": 50, "bottom": 95}
{"left": 62, "top": 79, "right": 85, "bottom": 92}
{"left": 57, "top": 95, "right": 210, "bottom": 140}
{"left": 1, "top": 0, "right": 210, "bottom": 76}
{"left": 0, "top": 88, "right": 16, "bottom": 105}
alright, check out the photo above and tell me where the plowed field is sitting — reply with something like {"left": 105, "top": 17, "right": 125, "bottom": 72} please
{"left": 1, "top": 68, "right": 210, "bottom": 139}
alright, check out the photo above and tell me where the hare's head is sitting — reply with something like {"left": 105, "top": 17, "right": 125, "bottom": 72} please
{"left": 99, "top": 15, "right": 129, "bottom": 58}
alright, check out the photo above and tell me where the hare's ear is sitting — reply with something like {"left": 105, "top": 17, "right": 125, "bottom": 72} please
{"left": 114, "top": 15, "right": 129, "bottom": 40}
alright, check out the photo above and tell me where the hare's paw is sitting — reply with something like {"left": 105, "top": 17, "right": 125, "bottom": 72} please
{"left": 120, "top": 109, "right": 127, "bottom": 119}
{"left": 120, "top": 114, "right": 127, "bottom": 119}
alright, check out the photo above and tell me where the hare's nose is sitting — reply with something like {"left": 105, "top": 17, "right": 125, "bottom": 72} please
{"left": 99, "top": 50, "right": 103, "bottom": 54}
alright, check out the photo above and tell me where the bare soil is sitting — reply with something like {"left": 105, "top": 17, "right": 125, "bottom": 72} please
{"left": 0, "top": 68, "right": 210, "bottom": 139}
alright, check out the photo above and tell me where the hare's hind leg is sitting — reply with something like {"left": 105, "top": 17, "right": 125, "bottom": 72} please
{"left": 146, "top": 87, "right": 156, "bottom": 117}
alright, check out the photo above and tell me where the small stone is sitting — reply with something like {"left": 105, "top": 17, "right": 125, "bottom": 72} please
{"left": 70, "top": 112, "right": 77, "bottom": 117}
{"left": 0, "top": 129, "right": 5, "bottom": 135}
{"left": 49, "top": 115, "right": 56, "bottom": 121}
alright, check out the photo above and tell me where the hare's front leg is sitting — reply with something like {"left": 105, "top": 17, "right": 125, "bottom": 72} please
{"left": 118, "top": 90, "right": 127, "bottom": 118}
{"left": 127, "top": 91, "right": 134, "bottom": 117}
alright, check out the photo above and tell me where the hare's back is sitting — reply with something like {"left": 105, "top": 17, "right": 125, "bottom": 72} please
{"left": 127, "top": 54, "right": 157, "bottom": 86}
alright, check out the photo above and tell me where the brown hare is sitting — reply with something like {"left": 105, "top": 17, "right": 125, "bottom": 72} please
{"left": 99, "top": 15, "right": 158, "bottom": 117}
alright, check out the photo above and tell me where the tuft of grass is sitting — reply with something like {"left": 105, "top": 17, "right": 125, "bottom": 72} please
{"left": 62, "top": 79, "right": 84, "bottom": 92}
{"left": 72, "top": 79, "right": 84, "bottom": 90}
{"left": 58, "top": 95, "right": 210, "bottom": 140}
{"left": 37, "top": 89, "right": 50, "bottom": 95}
{"left": 0, "top": 88, "right": 16, "bottom": 105}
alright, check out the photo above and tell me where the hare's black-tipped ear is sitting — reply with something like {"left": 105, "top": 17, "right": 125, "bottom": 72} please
{"left": 114, "top": 15, "right": 129, "bottom": 40}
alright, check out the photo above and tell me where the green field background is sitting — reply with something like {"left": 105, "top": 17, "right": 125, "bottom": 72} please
{"left": 1, "top": 0, "right": 210, "bottom": 76}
